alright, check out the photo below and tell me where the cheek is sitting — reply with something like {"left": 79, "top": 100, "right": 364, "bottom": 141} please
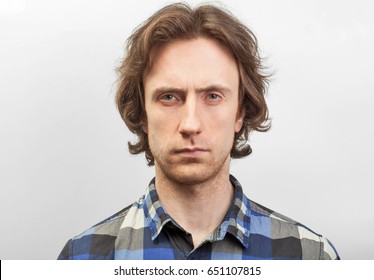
{"left": 146, "top": 111, "right": 175, "bottom": 138}
{"left": 208, "top": 111, "right": 237, "bottom": 140}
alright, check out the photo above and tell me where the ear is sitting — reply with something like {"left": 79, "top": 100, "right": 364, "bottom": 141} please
{"left": 234, "top": 108, "right": 245, "bottom": 133}
{"left": 142, "top": 121, "right": 148, "bottom": 134}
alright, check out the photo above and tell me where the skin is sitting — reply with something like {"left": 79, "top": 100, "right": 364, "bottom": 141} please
{"left": 143, "top": 38, "right": 244, "bottom": 248}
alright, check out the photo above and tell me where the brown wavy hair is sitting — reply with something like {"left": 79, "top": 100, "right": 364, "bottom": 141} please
{"left": 116, "top": 3, "right": 271, "bottom": 166}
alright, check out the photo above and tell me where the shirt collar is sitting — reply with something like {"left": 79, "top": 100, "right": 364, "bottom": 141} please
{"left": 220, "top": 174, "right": 251, "bottom": 248}
{"left": 142, "top": 175, "right": 252, "bottom": 248}
{"left": 142, "top": 178, "right": 173, "bottom": 240}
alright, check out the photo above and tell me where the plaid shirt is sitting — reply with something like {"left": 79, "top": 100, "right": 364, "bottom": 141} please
{"left": 58, "top": 175, "right": 339, "bottom": 260}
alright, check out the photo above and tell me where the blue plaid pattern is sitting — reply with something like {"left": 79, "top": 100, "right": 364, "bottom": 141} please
{"left": 58, "top": 175, "right": 339, "bottom": 260}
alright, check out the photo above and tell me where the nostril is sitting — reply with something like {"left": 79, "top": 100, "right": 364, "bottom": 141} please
{"left": 178, "top": 116, "right": 202, "bottom": 136}
{"left": 178, "top": 98, "right": 203, "bottom": 135}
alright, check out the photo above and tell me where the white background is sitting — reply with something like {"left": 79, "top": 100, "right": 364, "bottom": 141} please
{"left": 1, "top": 0, "right": 373, "bottom": 259}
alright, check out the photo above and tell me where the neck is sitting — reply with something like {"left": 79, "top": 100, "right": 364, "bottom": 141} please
{"left": 154, "top": 160, "right": 234, "bottom": 248}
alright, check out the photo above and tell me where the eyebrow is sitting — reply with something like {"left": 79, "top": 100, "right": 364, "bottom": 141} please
{"left": 152, "top": 87, "right": 185, "bottom": 97}
{"left": 152, "top": 84, "right": 233, "bottom": 97}
{"left": 196, "top": 85, "right": 233, "bottom": 95}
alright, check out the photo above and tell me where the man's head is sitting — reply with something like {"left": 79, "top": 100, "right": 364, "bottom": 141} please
{"left": 116, "top": 3, "right": 270, "bottom": 167}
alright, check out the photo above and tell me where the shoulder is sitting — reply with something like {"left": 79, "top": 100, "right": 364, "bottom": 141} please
{"left": 248, "top": 199, "right": 339, "bottom": 260}
{"left": 58, "top": 196, "right": 146, "bottom": 260}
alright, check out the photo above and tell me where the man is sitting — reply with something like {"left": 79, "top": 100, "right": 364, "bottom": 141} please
{"left": 58, "top": 3, "right": 339, "bottom": 260}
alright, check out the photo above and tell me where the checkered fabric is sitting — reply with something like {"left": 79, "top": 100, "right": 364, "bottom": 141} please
{"left": 58, "top": 175, "right": 339, "bottom": 260}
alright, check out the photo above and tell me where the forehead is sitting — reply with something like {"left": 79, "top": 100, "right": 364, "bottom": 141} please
{"left": 144, "top": 38, "right": 239, "bottom": 88}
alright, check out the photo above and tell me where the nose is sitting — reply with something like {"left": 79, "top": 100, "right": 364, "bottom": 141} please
{"left": 178, "top": 96, "right": 202, "bottom": 136}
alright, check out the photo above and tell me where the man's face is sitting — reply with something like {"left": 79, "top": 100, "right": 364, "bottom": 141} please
{"left": 143, "top": 38, "right": 244, "bottom": 185}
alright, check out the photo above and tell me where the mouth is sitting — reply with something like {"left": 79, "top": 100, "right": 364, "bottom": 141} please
{"left": 174, "top": 147, "right": 208, "bottom": 158}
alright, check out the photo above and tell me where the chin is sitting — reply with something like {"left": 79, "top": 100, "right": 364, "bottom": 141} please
{"left": 154, "top": 152, "right": 231, "bottom": 186}
{"left": 161, "top": 163, "right": 222, "bottom": 186}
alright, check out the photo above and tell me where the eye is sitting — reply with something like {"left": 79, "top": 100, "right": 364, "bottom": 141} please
{"left": 207, "top": 93, "right": 220, "bottom": 100}
{"left": 160, "top": 94, "right": 176, "bottom": 101}
{"left": 158, "top": 93, "right": 179, "bottom": 105}
{"left": 205, "top": 93, "right": 222, "bottom": 103}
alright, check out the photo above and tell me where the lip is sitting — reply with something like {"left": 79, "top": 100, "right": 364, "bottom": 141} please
{"left": 174, "top": 147, "right": 208, "bottom": 157}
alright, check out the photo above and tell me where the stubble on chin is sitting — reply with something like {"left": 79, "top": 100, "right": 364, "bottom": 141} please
{"left": 154, "top": 154, "right": 230, "bottom": 187}
{"left": 149, "top": 132, "right": 233, "bottom": 187}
